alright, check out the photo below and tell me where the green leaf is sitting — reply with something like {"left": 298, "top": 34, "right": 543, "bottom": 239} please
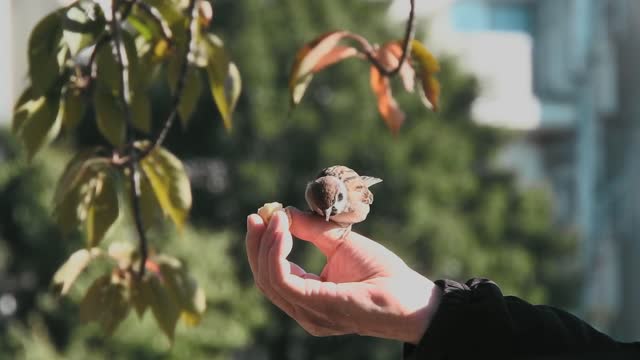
{"left": 79, "top": 275, "right": 130, "bottom": 336}
{"left": 12, "top": 88, "right": 35, "bottom": 134}
{"left": 204, "top": 34, "right": 241, "bottom": 130}
{"left": 85, "top": 170, "right": 119, "bottom": 247}
{"left": 167, "top": 55, "right": 202, "bottom": 127}
{"left": 61, "top": 89, "right": 87, "bottom": 130}
{"left": 129, "top": 276, "right": 150, "bottom": 318}
{"left": 147, "top": 274, "right": 181, "bottom": 341}
{"left": 288, "top": 31, "right": 356, "bottom": 107}
{"left": 95, "top": 30, "right": 149, "bottom": 135}
{"left": 29, "top": 11, "right": 64, "bottom": 96}
{"left": 132, "top": 91, "right": 151, "bottom": 133}
{"left": 52, "top": 152, "right": 114, "bottom": 245}
{"left": 53, "top": 150, "right": 101, "bottom": 234}
{"left": 128, "top": 15, "right": 155, "bottom": 40}
{"left": 139, "top": 172, "right": 162, "bottom": 231}
{"left": 61, "top": 1, "right": 104, "bottom": 34}
{"left": 93, "top": 88, "right": 126, "bottom": 146}
{"left": 95, "top": 30, "right": 143, "bottom": 95}
{"left": 52, "top": 248, "right": 101, "bottom": 295}
{"left": 139, "top": 144, "right": 192, "bottom": 230}
{"left": 12, "top": 92, "right": 61, "bottom": 161}
{"left": 61, "top": 4, "right": 100, "bottom": 57}
{"left": 144, "top": 0, "right": 184, "bottom": 25}
{"left": 157, "top": 256, "right": 206, "bottom": 325}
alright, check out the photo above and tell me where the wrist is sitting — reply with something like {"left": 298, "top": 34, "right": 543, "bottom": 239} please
{"left": 398, "top": 273, "right": 443, "bottom": 344}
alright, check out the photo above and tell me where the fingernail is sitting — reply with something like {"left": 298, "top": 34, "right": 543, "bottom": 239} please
{"left": 283, "top": 207, "right": 293, "bottom": 226}
{"left": 246, "top": 214, "right": 253, "bottom": 230}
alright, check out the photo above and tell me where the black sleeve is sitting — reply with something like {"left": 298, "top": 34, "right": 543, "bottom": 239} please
{"left": 403, "top": 278, "right": 640, "bottom": 360}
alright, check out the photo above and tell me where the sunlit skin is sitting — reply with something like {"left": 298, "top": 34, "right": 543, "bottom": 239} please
{"left": 245, "top": 207, "right": 443, "bottom": 344}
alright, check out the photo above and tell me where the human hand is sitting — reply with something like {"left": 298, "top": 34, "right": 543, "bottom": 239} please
{"left": 245, "top": 207, "right": 442, "bottom": 344}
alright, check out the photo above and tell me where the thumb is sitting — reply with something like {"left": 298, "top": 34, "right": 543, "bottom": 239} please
{"left": 286, "top": 206, "right": 347, "bottom": 257}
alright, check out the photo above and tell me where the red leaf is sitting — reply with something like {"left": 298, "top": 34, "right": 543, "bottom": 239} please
{"left": 289, "top": 31, "right": 358, "bottom": 106}
{"left": 370, "top": 66, "right": 405, "bottom": 135}
{"left": 380, "top": 41, "right": 415, "bottom": 92}
{"left": 311, "top": 46, "right": 358, "bottom": 73}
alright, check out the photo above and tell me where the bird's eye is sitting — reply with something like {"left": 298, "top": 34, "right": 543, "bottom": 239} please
{"left": 337, "top": 193, "right": 344, "bottom": 201}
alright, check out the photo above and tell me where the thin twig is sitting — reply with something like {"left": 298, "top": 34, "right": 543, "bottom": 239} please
{"left": 359, "top": 0, "right": 416, "bottom": 76}
{"left": 109, "top": 0, "right": 148, "bottom": 277}
{"left": 133, "top": 0, "right": 173, "bottom": 43}
{"left": 141, "top": 0, "right": 199, "bottom": 158}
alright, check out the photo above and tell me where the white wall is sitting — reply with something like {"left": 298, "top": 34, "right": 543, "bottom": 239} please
{"left": 2, "top": 0, "right": 61, "bottom": 125}
{"left": 0, "top": 1, "right": 13, "bottom": 123}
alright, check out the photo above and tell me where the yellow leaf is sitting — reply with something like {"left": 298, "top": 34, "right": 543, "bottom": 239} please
{"left": 12, "top": 92, "right": 61, "bottom": 161}
{"left": 204, "top": 34, "right": 241, "bottom": 130}
{"left": 410, "top": 40, "right": 441, "bottom": 111}
{"left": 85, "top": 170, "right": 119, "bottom": 247}
{"left": 52, "top": 248, "right": 101, "bottom": 295}
{"left": 139, "top": 144, "right": 192, "bottom": 230}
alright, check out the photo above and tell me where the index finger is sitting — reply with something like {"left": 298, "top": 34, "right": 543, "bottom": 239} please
{"left": 286, "top": 207, "right": 350, "bottom": 257}
{"left": 245, "top": 214, "right": 266, "bottom": 277}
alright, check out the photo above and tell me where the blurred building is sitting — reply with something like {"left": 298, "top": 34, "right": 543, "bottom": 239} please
{"left": 393, "top": 0, "right": 640, "bottom": 341}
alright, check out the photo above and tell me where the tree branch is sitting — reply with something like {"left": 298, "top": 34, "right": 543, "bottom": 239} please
{"left": 141, "top": 0, "right": 199, "bottom": 158}
{"left": 361, "top": 0, "right": 416, "bottom": 77}
{"left": 89, "top": 1, "right": 136, "bottom": 80}
{"left": 109, "top": 0, "right": 148, "bottom": 277}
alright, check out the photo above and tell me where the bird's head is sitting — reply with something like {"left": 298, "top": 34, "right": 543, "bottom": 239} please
{"left": 305, "top": 176, "right": 348, "bottom": 221}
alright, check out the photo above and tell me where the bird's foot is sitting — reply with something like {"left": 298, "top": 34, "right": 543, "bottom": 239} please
{"left": 334, "top": 223, "right": 352, "bottom": 240}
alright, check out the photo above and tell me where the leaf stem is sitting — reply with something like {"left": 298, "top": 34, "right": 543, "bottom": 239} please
{"left": 359, "top": 0, "right": 416, "bottom": 76}
{"left": 141, "top": 0, "right": 199, "bottom": 158}
{"left": 109, "top": 0, "right": 148, "bottom": 277}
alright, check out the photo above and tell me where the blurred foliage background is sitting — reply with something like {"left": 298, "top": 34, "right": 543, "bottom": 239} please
{"left": 0, "top": 0, "right": 576, "bottom": 358}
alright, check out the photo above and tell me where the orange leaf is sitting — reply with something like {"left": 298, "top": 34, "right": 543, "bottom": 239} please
{"left": 410, "top": 40, "right": 440, "bottom": 111}
{"left": 380, "top": 41, "right": 415, "bottom": 92}
{"left": 370, "top": 66, "right": 405, "bottom": 134}
{"left": 289, "top": 31, "right": 358, "bottom": 106}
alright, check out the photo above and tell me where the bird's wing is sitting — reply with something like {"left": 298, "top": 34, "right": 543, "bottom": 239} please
{"left": 360, "top": 176, "right": 382, "bottom": 187}
{"left": 318, "top": 165, "right": 359, "bottom": 180}
{"left": 345, "top": 177, "right": 375, "bottom": 205}
{"left": 362, "top": 188, "right": 374, "bottom": 204}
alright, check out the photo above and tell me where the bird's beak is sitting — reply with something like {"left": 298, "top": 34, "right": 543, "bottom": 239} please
{"left": 324, "top": 208, "right": 332, "bottom": 222}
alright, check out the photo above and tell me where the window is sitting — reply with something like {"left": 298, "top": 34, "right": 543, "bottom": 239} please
{"left": 452, "top": 0, "right": 533, "bottom": 33}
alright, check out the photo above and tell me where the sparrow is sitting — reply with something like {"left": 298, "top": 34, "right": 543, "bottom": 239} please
{"left": 305, "top": 165, "right": 382, "bottom": 229}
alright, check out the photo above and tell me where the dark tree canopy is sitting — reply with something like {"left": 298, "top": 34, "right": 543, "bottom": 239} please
{"left": 0, "top": 0, "right": 575, "bottom": 359}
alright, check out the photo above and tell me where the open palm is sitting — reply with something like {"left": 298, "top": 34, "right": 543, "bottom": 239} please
{"left": 245, "top": 207, "right": 441, "bottom": 344}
